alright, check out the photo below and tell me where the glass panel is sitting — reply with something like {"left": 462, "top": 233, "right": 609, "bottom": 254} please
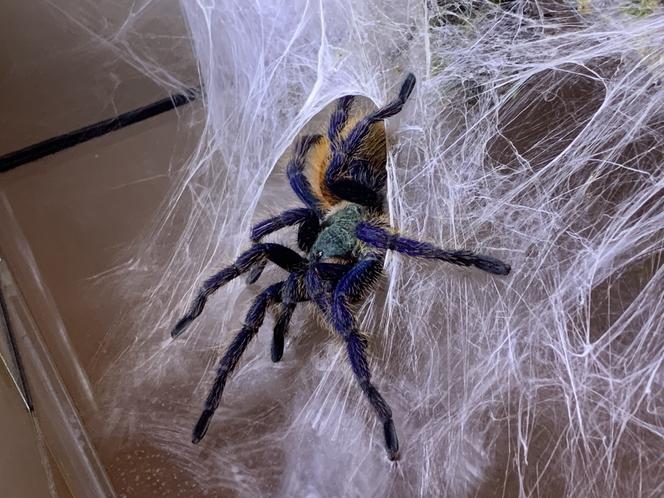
{"left": 0, "top": 257, "right": 32, "bottom": 411}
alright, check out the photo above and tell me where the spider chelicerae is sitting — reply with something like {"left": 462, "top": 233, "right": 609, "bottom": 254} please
{"left": 171, "top": 73, "right": 511, "bottom": 461}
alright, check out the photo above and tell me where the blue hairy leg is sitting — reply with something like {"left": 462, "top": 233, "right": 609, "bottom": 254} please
{"left": 246, "top": 208, "right": 319, "bottom": 284}
{"left": 270, "top": 271, "right": 309, "bottom": 362}
{"left": 193, "top": 282, "right": 284, "bottom": 443}
{"left": 330, "top": 257, "right": 399, "bottom": 461}
{"left": 356, "top": 222, "right": 511, "bottom": 276}
{"left": 324, "top": 73, "right": 416, "bottom": 209}
{"left": 287, "top": 134, "right": 325, "bottom": 215}
{"left": 250, "top": 207, "right": 318, "bottom": 243}
{"left": 328, "top": 96, "right": 354, "bottom": 149}
{"left": 172, "top": 243, "right": 305, "bottom": 338}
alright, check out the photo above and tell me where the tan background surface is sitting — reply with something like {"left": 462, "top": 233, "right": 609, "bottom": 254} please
{"left": 0, "top": 1, "right": 198, "bottom": 496}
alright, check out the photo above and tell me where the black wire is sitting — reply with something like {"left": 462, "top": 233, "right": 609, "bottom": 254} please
{"left": 0, "top": 86, "right": 200, "bottom": 173}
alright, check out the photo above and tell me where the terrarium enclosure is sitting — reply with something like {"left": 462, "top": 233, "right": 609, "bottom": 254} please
{"left": 0, "top": 0, "right": 663, "bottom": 497}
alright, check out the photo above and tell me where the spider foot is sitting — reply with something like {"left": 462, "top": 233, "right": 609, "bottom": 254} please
{"left": 192, "top": 408, "right": 215, "bottom": 444}
{"left": 471, "top": 254, "right": 511, "bottom": 276}
{"left": 272, "top": 302, "right": 296, "bottom": 362}
{"left": 171, "top": 316, "right": 194, "bottom": 338}
{"left": 271, "top": 332, "right": 285, "bottom": 362}
{"left": 384, "top": 419, "right": 400, "bottom": 461}
{"left": 399, "top": 73, "right": 416, "bottom": 103}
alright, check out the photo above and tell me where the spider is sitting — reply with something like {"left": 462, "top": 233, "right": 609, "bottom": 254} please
{"left": 171, "top": 73, "right": 511, "bottom": 461}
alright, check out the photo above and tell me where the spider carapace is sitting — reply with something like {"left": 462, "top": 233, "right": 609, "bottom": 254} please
{"left": 171, "top": 73, "right": 510, "bottom": 461}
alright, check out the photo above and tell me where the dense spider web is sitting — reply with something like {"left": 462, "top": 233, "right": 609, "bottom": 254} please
{"left": 77, "top": 0, "right": 664, "bottom": 496}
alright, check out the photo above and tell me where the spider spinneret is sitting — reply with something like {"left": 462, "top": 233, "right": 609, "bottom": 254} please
{"left": 171, "top": 73, "right": 510, "bottom": 461}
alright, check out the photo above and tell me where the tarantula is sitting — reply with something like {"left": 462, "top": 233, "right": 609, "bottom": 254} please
{"left": 171, "top": 73, "right": 510, "bottom": 461}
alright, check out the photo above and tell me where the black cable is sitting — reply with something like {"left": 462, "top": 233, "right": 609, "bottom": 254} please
{"left": 0, "top": 86, "right": 200, "bottom": 173}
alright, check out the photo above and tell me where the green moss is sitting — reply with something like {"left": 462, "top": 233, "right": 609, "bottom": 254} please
{"left": 429, "top": 0, "right": 513, "bottom": 29}
{"left": 621, "top": 0, "right": 658, "bottom": 16}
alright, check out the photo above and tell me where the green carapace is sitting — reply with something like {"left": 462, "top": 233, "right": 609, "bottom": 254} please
{"left": 310, "top": 203, "right": 364, "bottom": 260}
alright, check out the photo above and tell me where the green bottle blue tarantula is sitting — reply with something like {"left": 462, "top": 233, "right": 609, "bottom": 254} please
{"left": 171, "top": 73, "right": 511, "bottom": 461}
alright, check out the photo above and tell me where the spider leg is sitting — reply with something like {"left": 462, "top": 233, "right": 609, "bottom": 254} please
{"left": 343, "top": 329, "right": 399, "bottom": 461}
{"left": 249, "top": 134, "right": 326, "bottom": 285}
{"left": 328, "top": 95, "right": 355, "bottom": 149}
{"left": 245, "top": 260, "right": 269, "bottom": 286}
{"left": 356, "top": 221, "right": 511, "bottom": 275}
{"left": 270, "top": 270, "right": 308, "bottom": 362}
{"left": 287, "top": 134, "right": 326, "bottom": 215}
{"left": 250, "top": 207, "right": 319, "bottom": 243}
{"left": 330, "top": 264, "right": 399, "bottom": 460}
{"left": 246, "top": 208, "right": 320, "bottom": 284}
{"left": 325, "top": 162, "right": 385, "bottom": 210}
{"left": 359, "top": 72, "right": 416, "bottom": 128}
{"left": 171, "top": 243, "right": 305, "bottom": 338}
{"left": 296, "top": 215, "right": 321, "bottom": 253}
{"left": 324, "top": 74, "right": 416, "bottom": 208}
{"left": 337, "top": 255, "right": 384, "bottom": 303}
{"left": 303, "top": 261, "right": 356, "bottom": 312}
{"left": 193, "top": 282, "right": 283, "bottom": 443}
{"left": 339, "top": 71, "right": 414, "bottom": 157}
{"left": 324, "top": 152, "right": 385, "bottom": 209}
{"left": 271, "top": 303, "right": 295, "bottom": 363}
{"left": 314, "top": 262, "right": 354, "bottom": 281}
{"left": 304, "top": 264, "right": 335, "bottom": 315}
{"left": 306, "top": 258, "right": 398, "bottom": 460}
